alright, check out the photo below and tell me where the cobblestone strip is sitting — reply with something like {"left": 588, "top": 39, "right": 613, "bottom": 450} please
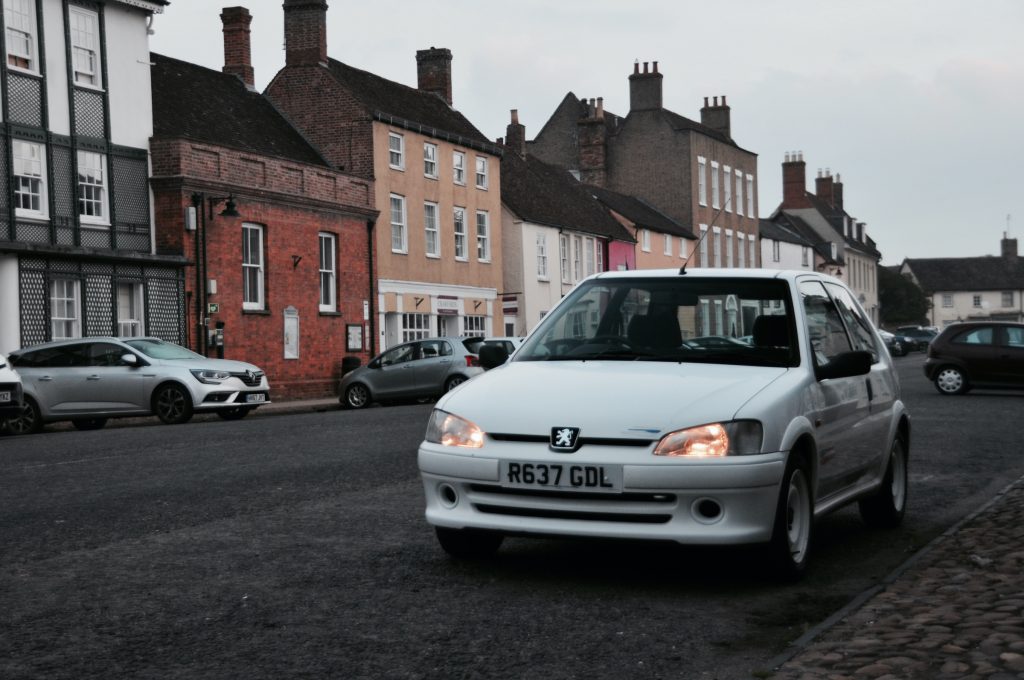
{"left": 770, "top": 480, "right": 1024, "bottom": 679}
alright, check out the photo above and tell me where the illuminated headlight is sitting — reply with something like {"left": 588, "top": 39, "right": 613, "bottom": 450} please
{"left": 190, "top": 368, "right": 231, "bottom": 384}
{"left": 425, "top": 409, "right": 484, "bottom": 448}
{"left": 653, "top": 421, "right": 763, "bottom": 457}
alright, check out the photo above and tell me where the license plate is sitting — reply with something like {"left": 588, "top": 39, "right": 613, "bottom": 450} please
{"left": 499, "top": 461, "right": 623, "bottom": 493}
{"left": 245, "top": 393, "right": 266, "bottom": 403}
{"left": 0, "top": 391, "right": 9, "bottom": 403}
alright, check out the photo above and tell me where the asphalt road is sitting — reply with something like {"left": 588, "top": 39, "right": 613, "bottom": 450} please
{"left": 1, "top": 354, "right": 1022, "bottom": 679}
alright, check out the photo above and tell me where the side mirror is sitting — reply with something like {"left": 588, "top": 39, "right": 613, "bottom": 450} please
{"left": 479, "top": 343, "right": 510, "bottom": 370}
{"left": 368, "top": 359, "right": 381, "bottom": 369}
{"left": 816, "top": 350, "right": 872, "bottom": 381}
{"left": 121, "top": 353, "right": 140, "bottom": 367}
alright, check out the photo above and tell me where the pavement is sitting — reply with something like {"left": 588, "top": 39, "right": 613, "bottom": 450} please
{"left": 183, "top": 396, "right": 1024, "bottom": 677}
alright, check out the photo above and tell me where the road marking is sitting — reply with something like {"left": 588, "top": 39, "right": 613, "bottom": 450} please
{"left": 22, "top": 455, "right": 131, "bottom": 469}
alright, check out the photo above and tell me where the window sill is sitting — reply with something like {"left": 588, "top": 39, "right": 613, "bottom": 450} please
{"left": 426, "top": 254, "right": 440, "bottom": 260}
{"left": 242, "top": 308, "right": 271, "bottom": 316}
{"left": 73, "top": 82, "right": 105, "bottom": 94}
{"left": 15, "top": 213, "right": 49, "bottom": 223}
{"left": 319, "top": 310, "right": 342, "bottom": 317}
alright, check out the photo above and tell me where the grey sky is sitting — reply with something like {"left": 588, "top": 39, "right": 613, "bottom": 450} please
{"left": 150, "top": 0, "right": 1024, "bottom": 265}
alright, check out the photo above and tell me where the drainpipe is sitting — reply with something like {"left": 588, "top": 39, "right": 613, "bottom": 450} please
{"left": 367, "top": 218, "right": 376, "bottom": 357}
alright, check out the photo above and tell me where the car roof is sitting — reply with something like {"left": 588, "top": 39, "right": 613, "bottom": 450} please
{"left": 10, "top": 336, "right": 174, "bottom": 356}
{"left": 590, "top": 267, "right": 839, "bottom": 284}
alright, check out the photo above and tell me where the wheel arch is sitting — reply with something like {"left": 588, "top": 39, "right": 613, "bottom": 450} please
{"left": 149, "top": 379, "right": 196, "bottom": 411}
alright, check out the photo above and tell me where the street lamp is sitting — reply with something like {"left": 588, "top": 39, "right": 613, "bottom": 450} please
{"left": 190, "top": 192, "right": 240, "bottom": 355}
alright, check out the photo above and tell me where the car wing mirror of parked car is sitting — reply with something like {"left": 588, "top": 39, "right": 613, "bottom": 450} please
{"left": 368, "top": 359, "right": 381, "bottom": 369}
{"left": 479, "top": 343, "right": 510, "bottom": 370}
{"left": 121, "top": 353, "right": 142, "bottom": 367}
{"left": 815, "top": 350, "right": 873, "bottom": 381}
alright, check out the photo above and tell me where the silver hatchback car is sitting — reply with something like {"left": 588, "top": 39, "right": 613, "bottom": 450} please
{"left": 4, "top": 337, "right": 271, "bottom": 434}
{"left": 339, "top": 336, "right": 483, "bottom": 409}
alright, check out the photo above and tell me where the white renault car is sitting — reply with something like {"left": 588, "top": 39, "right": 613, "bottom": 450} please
{"left": 418, "top": 269, "right": 910, "bottom": 577}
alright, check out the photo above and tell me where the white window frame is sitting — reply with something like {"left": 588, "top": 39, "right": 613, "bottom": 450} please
{"left": 697, "top": 156, "right": 707, "bottom": 207}
{"left": 390, "top": 194, "right": 407, "bottom": 254}
{"left": 723, "top": 165, "right": 732, "bottom": 212}
{"left": 725, "top": 229, "right": 733, "bottom": 267}
{"left": 641, "top": 229, "right": 651, "bottom": 252}
{"left": 50, "top": 278, "right": 81, "bottom": 339}
{"left": 1002, "top": 291, "right": 1014, "bottom": 308}
{"left": 573, "top": 235, "right": 582, "bottom": 281}
{"left": 738, "top": 234, "right": 746, "bottom": 268}
{"left": 748, "top": 234, "right": 756, "bottom": 267}
{"left": 475, "top": 210, "right": 491, "bottom": 261}
{"left": 596, "top": 239, "right": 604, "bottom": 272}
{"left": 463, "top": 315, "right": 486, "bottom": 335}
{"left": 746, "top": 174, "right": 755, "bottom": 217}
{"left": 423, "top": 202, "right": 440, "bottom": 258}
{"left": 475, "top": 156, "right": 488, "bottom": 189}
{"left": 5, "top": 0, "right": 36, "bottom": 73}
{"left": 536, "top": 232, "right": 548, "bottom": 279}
{"left": 116, "top": 282, "right": 144, "bottom": 337}
{"left": 559, "top": 234, "right": 570, "bottom": 283}
{"left": 69, "top": 6, "right": 101, "bottom": 88}
{"left": 664, "top": 233, "right": 672, "bottom": 256}
{"left": 711, "top": 161, "right": 720, "bottom": 209}
{"left": 942, "top": 294, "right": 953, "bottom": 308}
{"left": 13, "top": 140, "right": 46, "bottom": 218}
{"left": 402, "top": 312, "right": 430, "bottom": 342}
{"left": 772, "top": 240, "right": 781, "bottom": 262}
{"left": 584, "top": 236, "right": 595, "bottom": 276}
{"left": 801, "top": 246, "right": 810, "bottom": 267}
{"left": 452, "top": 151, "right": 466, "bottom": 185}
{"left": 423, "top": 142, "right": 438, "bottom": 179}
{"left": 735, "top": 169, "right": 744, "bottom": 217}
{"left": 319, "top": 232, "right": 337, "bottom": 312}
{"left": 973, "top": 295, "right": 982, "bottom": 308}
{"left": 712, "top": 226, "right": 722, "bottom": 267}
{"left": 388, "top": 132, "right": 404, "bottom": 170}
{"left": 241, "top": 223, "right": 265, "bottom": 310}
{"left": 77, "top": 150, "right": 108, "bottom": 225}
{"left": 454, "top": 207, "right": 467, "bottom": 261}
{"left": 699, "top": 225, "right": 709, "bottom": 267}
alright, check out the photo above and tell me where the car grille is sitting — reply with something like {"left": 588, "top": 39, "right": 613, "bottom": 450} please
{"left": 468, "top": 484, "right": 675, "bottom": 524}
{"left": 231, "top": 371, "right": 264, "bottom": 387}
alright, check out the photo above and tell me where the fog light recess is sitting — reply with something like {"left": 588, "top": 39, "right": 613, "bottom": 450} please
{"left": 691, "top": 497, "right": 723, "bottom": 524}
{"left": 438, "top": 483, "right": 459, "bottom": 508}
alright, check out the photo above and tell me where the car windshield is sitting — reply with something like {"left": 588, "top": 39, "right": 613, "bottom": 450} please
{"left": 125, "top": 338, "right": 204, "bottom": 360}
{"left": 516, "top": 276, "right": 799, "bottom": 367}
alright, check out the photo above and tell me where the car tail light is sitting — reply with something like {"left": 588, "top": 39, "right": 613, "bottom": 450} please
{"left": 465, "top": 355, "right": 480, "bottom": 367}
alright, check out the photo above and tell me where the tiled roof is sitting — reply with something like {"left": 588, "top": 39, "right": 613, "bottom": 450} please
{"left": 587, "top": 185, "right": 695, "bottom": 240}
{"left": 325, "top": 59, "right": 497, "bottom": 153}
{"left": 660, "top": 109, "right": 736, "bottom": 147}
{"left": 773, "top": 212, "right": 842, "bottom": 264}
{"left": 903, "top": 256, "right": 1024, "bottom": 292}
{"left": 805, "top": 193, "right": 881, "bottom": 258}
{"left": 151, "top": 53, "right": 327, "bottom": 166}
{"left": 759, "top": 218, "right": 812, "bottom": 247}
{"left": 501, "top": 153, "right": 634, "bottom": 242}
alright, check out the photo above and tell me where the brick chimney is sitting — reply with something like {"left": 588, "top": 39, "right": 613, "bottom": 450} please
{"left": 832, "top": 173, "right": 844, "bottom": 211}
{"left": 629, "top": 61, "right": 663, "bottom": 112}
{"left": 700, "top": 95, "right": 731, "bottom": 140}
{"left": 505, "top": 109, "right": 526, "bottom": 159}
{"left": 781, "top": 152, "right": 811, "bottom": 209}
{"left": 283, "top": 0, "right": 328, "bottom": 67}
{"left": 221, "top": 7, "right": 254, "bottom": 89}
{"left": 416, "top": 47, "right": 453, "bottom": 106}
{"left": 578, "top": 97, "right": 607, "bottom": 186}
{"left": 1002, "top": 234, "right": 1019, "bottom": 260}
{"left": 815, "top": 168, "right": 835, "bottom": 207}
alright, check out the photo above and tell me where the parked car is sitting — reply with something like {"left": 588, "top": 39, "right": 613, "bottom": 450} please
{"left": 895, "top": 325, "right": 938, "bottom": 351}
{"left": 418, "top": 269, "right": 910, "bottom": 578}
{"left": 0, "top": 355, "right": 24, "bottom": 424}
{"left": 4, "top": 337, "right": 271, "bottom": 434}
{"left": 924, "top": 321, "right": 1024, "bottom": 395}
{"left": 339, "top": 337, "right": 484, "bottom": 409}
{"left": 878, "top": 330, "right": 909, "bottom": 357}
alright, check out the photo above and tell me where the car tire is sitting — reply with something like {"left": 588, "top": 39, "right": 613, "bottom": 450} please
{"left": 72, "top": 417, "right": 108, "bottom": 431}
{"left": 5, "top": 397, "right": 43, "bottom": 435}
{"left": 153, "top": 383, "right": 194, "bottom": 425}
{"left": 216, "top": 407, "right": 253, "bottom": 421}
{"left": 859, "top": 436, "right": 908, "bottom": 528}
{"left": 343, "top": 383, "right": 371, "bottom": 409}
{"left": 767, "top": 452, "right": 813, "bottom": 580}
{"left": 444, "top": 375, "right": 467, "bottom": 392}
{"left": 933, "top": 366, "right": 969, "bottom": 395}
{"left": 435, "top": 526, "right": 504, "bottom": 559}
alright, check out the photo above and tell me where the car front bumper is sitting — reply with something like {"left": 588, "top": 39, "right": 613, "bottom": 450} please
{"left": 418, "top": 445, "right": 787, "bottom": 545}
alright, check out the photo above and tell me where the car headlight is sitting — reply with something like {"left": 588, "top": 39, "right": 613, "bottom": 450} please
{"left": 190, "top": 368, "right": 232, "bottom": 384}
{"left": 653, "top": 420, "right": 763, "bottom": 457}
{"left": 425, "top": 409, "right": 484, "bottom": 448}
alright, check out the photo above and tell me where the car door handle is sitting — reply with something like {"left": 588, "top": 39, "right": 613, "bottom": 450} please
{"left": 38, "top": 376, "right": 53, "bottom": 382}
{"left": 87, "top": 375, "right": 101, "bottom": 380}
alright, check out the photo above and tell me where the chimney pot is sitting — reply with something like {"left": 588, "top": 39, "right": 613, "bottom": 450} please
{"left": 596, "top": 97, "right": 604, "bottom": 120}
{"left": 511, "top": 109, "right": 519, "bottom": 124}
{"left": 643, "top": 61, "right": 649, "bottom": 74}
{"left": 653, "top": 61, "right": 658, "bottom": 73}
{"left": 713, "top": 96, "right": 718, "bottom": 106}
{"left": 221, "top": 6, "right": 255, "bottom": 89}
{"left": 722, "top": 95, "right": 727, "bottom": 105}
{"left": 416, "top": 47, "right": 454, "bottom": 105}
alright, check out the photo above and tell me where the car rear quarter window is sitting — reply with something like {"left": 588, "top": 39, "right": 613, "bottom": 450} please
{"left": 953, "top": 327, "right": 993, "bottom": 345}
{"left": 1004, "top": 327, "right": 1024, "bottom": 347}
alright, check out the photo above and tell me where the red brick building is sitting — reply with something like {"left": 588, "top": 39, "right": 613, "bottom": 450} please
{"left": 149, "top": 8, "right": 377, "bottom": 400}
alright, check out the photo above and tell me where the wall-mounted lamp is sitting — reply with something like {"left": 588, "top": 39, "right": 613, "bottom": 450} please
{"left": 189, "top": 192, "right": 242, "bottom": 356}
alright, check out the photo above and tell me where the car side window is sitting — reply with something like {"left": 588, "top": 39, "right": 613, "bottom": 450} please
{"left": 419, "top": 341, "right": 444, "bottom": 359}
{"left": 953, "top": 327, "right": 993, "bottom": 345}
{"left": 87, "top": 343, "right": 130, "bottom": 367}
{"left": 800, "top": 280, "right": 853, "bottom": 367}
{"left": 1005, "top": 327, "right": 1024, "bottom": 347}
{"left": 824, "top": 283, "right": 880, "bottom": 362}
{"left": 381, "top": 344, "right": 415, "bottom": 366}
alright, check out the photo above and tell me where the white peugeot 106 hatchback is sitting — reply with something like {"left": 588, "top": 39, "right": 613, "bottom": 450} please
{"left": 417, "top": 269, "right": 910, "bottom": 578}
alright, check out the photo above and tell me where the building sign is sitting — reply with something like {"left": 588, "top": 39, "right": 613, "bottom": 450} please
{"left": 436, "top": 297, "right": 459, "bottom": 316}
{"left": 502, "top": 296, "right": 518, "bottom": 316}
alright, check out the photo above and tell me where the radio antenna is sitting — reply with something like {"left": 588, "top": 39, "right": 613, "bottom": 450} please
{"left": 680, "top": 194, "right": 733, "bottom": 275}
